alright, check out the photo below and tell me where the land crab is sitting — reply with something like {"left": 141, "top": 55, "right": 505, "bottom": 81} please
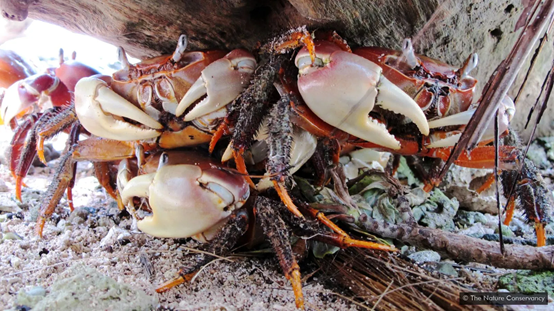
{"left": 0, "top": 49, "right": 98, "bottom": 202}
{"left": 6, "top": 34, "right": 257, "bottom": 236}
{"left": 5, "top": 28, "right": 550, "bottom": 310}
{"left": 220, "top": 28, "right": 545, "bottom": 250}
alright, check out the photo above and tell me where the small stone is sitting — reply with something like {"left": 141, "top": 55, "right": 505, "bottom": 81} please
{"left": 408, "top": 250, "right": 441, "bottom": 263}
{"left": 3, "top": 231, "right": 24, "bottom": 240}
{"left": 56, "top": 219, "right": 67, "bottom": 229}
{"left": 17, "top": 286, "right": 47, "bottom": 308}
{"left": 495, "top": 224, "right": 514, "bottom": 237}
{"left": 18, "top": 240, "right": 31, "bottom": 250}
{"left": 0, "top": 196, "right": 21, "bottom": 213}
{"left": 10, "top": 257, "right": 22, "bottom": 269}
{"left": 25, "top": 265, "right": 158, "bottom": 310}
{"left": 98, "top": 217, "right": 115, "bottom": 228}
{"left": 456, "top": 210, "right": 488, "bottom": 227}
{"left": 68, "top": 207, "right": 91, "bottom": 224}
{"left": 0, "top": 179, "right": 9, "bottom": 192}
{"left": 436, "top": 262, "right": 458, "bottom": 277}
{"left": 27, "top": 286, "right": 47, "bottom": 297}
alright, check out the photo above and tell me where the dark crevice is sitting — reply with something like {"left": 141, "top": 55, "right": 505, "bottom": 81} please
{"left": 490, "top": 28, "right": 503, "bottom": 40}
{"left": 250, "top": 5, "right": 272, "bottom": 23}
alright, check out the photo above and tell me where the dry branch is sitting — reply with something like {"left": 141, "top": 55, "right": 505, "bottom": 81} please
{"left": 357, "top": 216, "right": 554, "bottom": 270}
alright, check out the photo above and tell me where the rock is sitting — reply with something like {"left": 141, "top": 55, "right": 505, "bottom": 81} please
{"left": 494, "top": 224, "right": 515, "bottom": 238}
{"left": 456, "top": 210, "right": 488, "bottom": 227}
{"left": 396, "top": 156, "right": 422, "bottom": 187}
{"left": 413, "top": 189, "right": 459, "bottom": 231}
{"left": 67, "top": 207, "right": 91, "bottom": 225}
{"left": 436, "top": 262, "right": 458, "bottom": 277}
{"left": 408, "top": 250, "right": 441, "bottom": 263}
{"left": 17, "top": 286, "right": 47, "bottom": 308}
{"left": 3, "top": 231, "right": 23, "bottom": 240}
{"left": 443, "top": 166, "right": 500, "bottom": 214}
{"left": 457, "top": 222, "right": 492, "bottom": 239}
{"left": 526, "top": 141, "right": 550, "bottom": 169}
{"left": 0, "top": 195, "right": 22, "bottom": 213}
{"left": 498, "top": 271, "right": 554, "bottom": 297}
{"left": 0, "top": 179, "right": 9, "bottom": 192}
{"left": 16, "top": 265, "right": 158, "bottom": 310}
{"left": 538, "top": 137, "right": 554, "bottom": 161}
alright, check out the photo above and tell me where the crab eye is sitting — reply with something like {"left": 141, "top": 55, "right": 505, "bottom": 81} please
{"left": 235, "top": 59, "right": 256, "bottom": 72}
{"left": 296, "top": 56, "right": 324, "bottom": 75}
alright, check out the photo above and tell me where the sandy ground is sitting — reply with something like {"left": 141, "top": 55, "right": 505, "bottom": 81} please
{"left": 0, "top": 127, "right": 359, "bottom": 311}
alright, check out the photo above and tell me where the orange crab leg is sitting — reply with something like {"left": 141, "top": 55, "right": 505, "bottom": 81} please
{"left": 156, "top": 271, "right": 198, "bottom": 293}
{"left": 503, "top": 198, "right": 516, "bottom": 226}
{"left": 34, "top": 106, "right": 79, "bottom": 164}
{"left": 270, "top": 28, "right": 316, "bottom": 63}
{"left": 66, "top": 187, "right": 74, "bottom": 211}
{"left": 9, "top": 115, "right": 39, "bottom": 201}
{"left": 93, "top": 162, "right": 119, "bottom": 201}
{"left": 535, "top": 223, "right": 546, "bottom": 247}
{"left": 209, "top": 122, "right": 231, "bottom": 153}
{"left": 289, "top": 264, "right": 304, "bottom": 309}
{"left": 35, "top": 124, "right": 80, "bottom": 237}
{"left": 426, "top": 145, "right": 519, "bottom": 169}
{"left": 272, "top": 180, "right": 304, "bottom": 218}
{"left": 232, "top": 149, "right": 256, "bottom": 188}
{"left": 36, "top": 136, "right": 47, "bottom": 164}
{"left": 476, "top": 173, "right": 497, "bottom": 194}
{"left": 302, "top": 204, "right": 396, "bottom": 252}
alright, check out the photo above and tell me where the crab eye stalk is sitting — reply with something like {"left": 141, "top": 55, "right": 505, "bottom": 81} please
{"left": 171, "top": 34, "right": 188, "bottom": 63}
{"left": 402, "top": 38, "right": 420, "bottom": 69}
{"left": 296, "top": 56, "right": 324, "bottom": 74}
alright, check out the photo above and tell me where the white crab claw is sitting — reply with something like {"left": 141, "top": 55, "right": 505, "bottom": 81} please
{"left": 176, "top": 49, "right": 256, "bottom": 120}
{"left": 296, "top": 41, "right": 429, "bottom": 150}
{"left": 1, "top": 74, "right": 63, "bottom": 125}
{"left": 75, "top": 76, "right": 163, "bottom": 141}
{"left": 0, "top": 82, "right": 25, "bottom": 125}
{"left": 428, "top": 110, "right": 474, "bottom": 129}
{"left": 120, "top": 155, "right": 249, "bottom": 238}
{"left": 427, "top": 95, "right": 515, "bottom": 148}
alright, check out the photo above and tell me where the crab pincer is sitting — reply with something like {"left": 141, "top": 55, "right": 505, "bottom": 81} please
{"left": 175, "top": 49, "right": 256, "bottom": 121}
{"left": 119, "top": 152, "right": 250, "bottom": 239}
{"left": 295, "top": 40, "right": 430, "bottom": 150}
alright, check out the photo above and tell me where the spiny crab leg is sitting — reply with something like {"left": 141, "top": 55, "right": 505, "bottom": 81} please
{"left": 295, "top": 41, "right": 429, "bottom": 150}
{"left": 74, "top": 76, "right": 163, "bottom": 141}
{"left": 427, "top": 95, "right": 515, "bottom": 148}
{"left": 175, "top": 49, "right": 256, "bottom": 120}
{"left": 120, "top": 153, "right": 249, "bottom": 238}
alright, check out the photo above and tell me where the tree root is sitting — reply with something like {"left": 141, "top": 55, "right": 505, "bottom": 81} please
{"left": 357, "top": 215, "right": 554, "bottom": 270}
